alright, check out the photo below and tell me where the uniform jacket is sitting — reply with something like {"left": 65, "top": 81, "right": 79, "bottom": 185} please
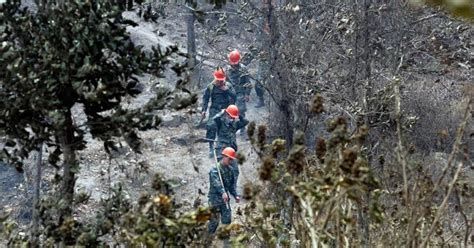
{"left": 201, "top": 81, "right": 236, "bottom": 113}
{"left": 226, "top": 64, "right": 251, "bottom": 96}
{"left": 208, "top": 162, "right": 239, "bottom": 205}
{"left": 213, "top": 110, "right": 249, "bottom": 150}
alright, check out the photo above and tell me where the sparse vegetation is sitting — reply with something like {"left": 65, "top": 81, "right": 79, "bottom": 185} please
{"left": 0, "top": 0, "right": 472, "bottom": 247}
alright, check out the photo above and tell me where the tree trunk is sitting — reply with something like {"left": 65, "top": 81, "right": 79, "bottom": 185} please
{"left": 264, "top": 0, "right": 296, "bottom": 242}
{"left": 186, "top": 4, "right": 197, "bottom": 70}
{"left": 116, "top": 0, "right": 126, "bottom": 11}
{"left": 359, "top": 0, "right": 372, "bottom": 246}
{"left": 30, "top": 143, "right": 42, "bottom": 247}
{"left": 351, "top": 2, "right": 360, "bottom": 101}
{"left": 256, "top": 0, "right": 268, "bottom": 87}
{"left": 59, "top": 110, "right": 77, "bottom": 221}
{"left": 185, "top": 2, "right": 197, "bottom": 89}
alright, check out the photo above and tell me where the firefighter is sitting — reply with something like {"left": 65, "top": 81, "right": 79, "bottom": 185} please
{"left": 226, "top": 50, "right": 252, "bottom": 136}
{"left": 202, "top": 69, "right": 236, "bottom": 157}
{"left": 207, "top": 147, "right": 240, "bottom": 241}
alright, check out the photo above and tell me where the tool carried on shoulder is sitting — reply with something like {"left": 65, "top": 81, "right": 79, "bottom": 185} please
{"left": 213, "top": 143, "right": 231, "bottom": 210}
{"left": 193, "top": 137, "right": 231, "bottom": 209}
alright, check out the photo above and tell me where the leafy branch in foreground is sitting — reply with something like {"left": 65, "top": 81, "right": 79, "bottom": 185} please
{"left": 0, "top": 0, "right": 196, "bottom": 245}
{"left": 240, "top": 94, "right": 381, "bottom": 247}
{"left": 2, "top": 174, "right": 211, "bottom": 246}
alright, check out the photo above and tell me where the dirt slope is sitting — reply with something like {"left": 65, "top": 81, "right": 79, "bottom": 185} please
{"left": 71, "top": 8, "right": 269, "bottom": 233}
{"left": 0, "top": 6, "right": 266, "bottom": 247}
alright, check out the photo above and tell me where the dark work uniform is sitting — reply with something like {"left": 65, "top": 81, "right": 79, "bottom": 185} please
{"left": 201, "top": 82, "right": 236, "bottom": 154}
{"left": 207, "top": 162, "right": 239, "bottom": 234}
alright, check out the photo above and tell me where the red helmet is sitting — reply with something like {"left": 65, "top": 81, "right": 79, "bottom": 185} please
{"left": 222, "top": 147, "right": 236, "bottom": 159}
{"left": 213, "top": 69, "right": 226, "bottom": 81}
{"left": 225, "top": 105, "right": 239, "bottom": 119}
{"left": 228, "top": 50, "right": 241, "bottom": 65}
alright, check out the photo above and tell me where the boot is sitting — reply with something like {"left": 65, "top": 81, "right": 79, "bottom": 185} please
{"left": 254, "top": 97, "right": 265, "bottom": 108}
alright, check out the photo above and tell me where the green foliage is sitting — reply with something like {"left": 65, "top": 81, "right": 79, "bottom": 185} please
{"left": 412, "top": 0, "right": 474, "bottom": 21}
{"left": 2, "top": 175, "right": 210, "bottom": 246}
{"left": 75, "top": 180, "right": 209, "bottom": 247}
{"left": 0, "top": 1, "right": 470, "bottom": 246}
{"left": 111, "top": 187, "right": 211, "bottom": 246}
{"left": 0, "top": 0, "right": 197, "bottom": 245}
{"left": 0, "top": 1, "right": 195, "bottom": 165}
